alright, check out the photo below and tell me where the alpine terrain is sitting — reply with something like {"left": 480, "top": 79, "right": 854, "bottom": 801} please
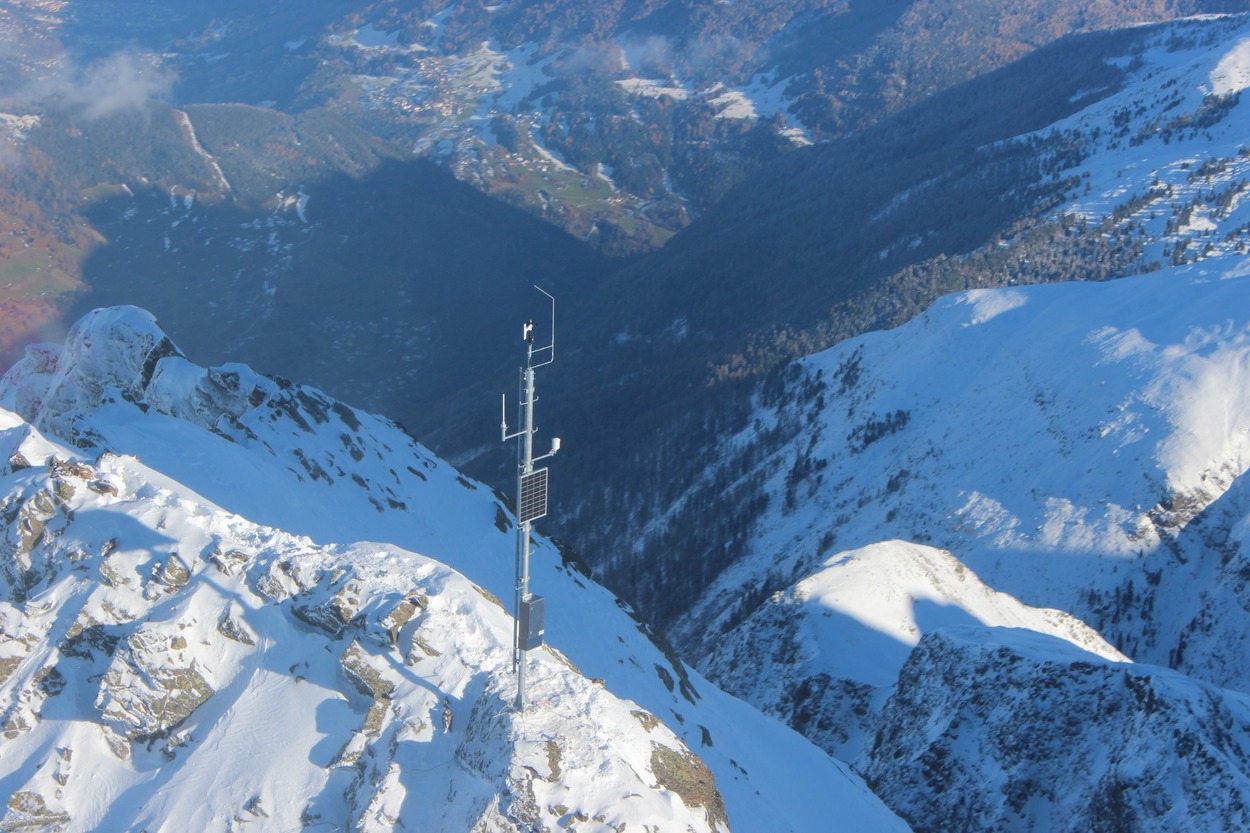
{"left": 684, "top": 262, "right": 1250, "bottom": 830}
{"left": 0, "top": 306, "right": 905, "bottom": 831}
{"left": 3, "top": 2, "right": 1250, "bottom": 832}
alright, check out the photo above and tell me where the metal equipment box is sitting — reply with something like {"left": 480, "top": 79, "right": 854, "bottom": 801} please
{"left": 519, "top": 595, "right": 545, "bottom": 651}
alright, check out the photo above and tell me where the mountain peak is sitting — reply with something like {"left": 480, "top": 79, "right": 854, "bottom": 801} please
{"left": 2, "top": 306, "right": 182, "bottom": 442}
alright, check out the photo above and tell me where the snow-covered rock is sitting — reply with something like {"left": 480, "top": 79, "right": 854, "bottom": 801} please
{"left": 702, "top": 541, "right": 1125, "bottom": 761}
{"left": 864, "top": 626, "right": 1250, "bottom": 833}
{"left": 0, "top": 305, "right": 909, "bottom": 833}
{"left": 5, "top": 307, "right": 183, "bottom": 443}
{"left": 0, "top": 441, "right": 727, "bottom": 831}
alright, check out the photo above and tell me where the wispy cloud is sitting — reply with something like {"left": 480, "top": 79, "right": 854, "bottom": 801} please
{"left": 622, "top": 35, "right": 673, "bottom": 76}
{"left": 10, "top": 51, "right": 175, "bottom": 119}
{"left": 617, "top": 33, "right": 749, "bottom": 82}
{"left": 553, "top": 41, "right": 626, "bottom": 76}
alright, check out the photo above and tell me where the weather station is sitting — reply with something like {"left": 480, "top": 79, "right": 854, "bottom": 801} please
{"left": 500, "top": 286, "right": 561, "bottom": 711}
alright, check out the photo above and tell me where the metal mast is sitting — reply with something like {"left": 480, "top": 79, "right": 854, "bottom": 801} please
{"left": 501, "top": 286, "right": 560, "bottom": 711}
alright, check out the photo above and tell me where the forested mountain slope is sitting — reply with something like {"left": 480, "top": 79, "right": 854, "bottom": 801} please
{"left": 522, "top": 14, "right": 1250, "bottom": 631}
{"left": 680, "top": 261, "right": 1250, "bottom": 689}
{"left": 683, "top": 256, "right": 1250, "bottom": 833}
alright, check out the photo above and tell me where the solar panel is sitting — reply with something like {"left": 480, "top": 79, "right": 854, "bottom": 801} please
{"left": 518, "top": 468, "right": 549, "bottom": 523}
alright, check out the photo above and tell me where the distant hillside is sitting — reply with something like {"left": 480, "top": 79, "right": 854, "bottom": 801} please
{"left": 27, "top": 0, "right": 1237, "bottom": 255}
{"left": 70, "top": 155, "right": 610, "bottom": 421}
{"left": 181, "top": 104, "right": 399, "bottom": 205}
{"left": 435, "top": 23, "right": 1165, "bottom": 611}
{"left": 702, "top": 541, "right": 1127, "bottom": 761}
{"left": 676, "top": 261, "right": 1250, "bottom": 691}
{"left": 296, "top": 0, "right": 1235, "bottom": 248}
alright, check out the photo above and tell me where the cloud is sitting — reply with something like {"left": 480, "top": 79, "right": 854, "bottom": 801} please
{"left": 617, "top": 33, "right": 749, "bottom": 82}
{"left": 11, "top": 51, "right": 175, "bottom": 119}
{"left": 683, "top": 34, "right": 747, "bottom": 72}
{"left": 622, "top": 35, "right": 673, "bottom": 76}
{"left": 545, "top": 32, "right": 748, "bottom": 83}
{"left": 554, "top": 41, "right": 626, "bottom": 77}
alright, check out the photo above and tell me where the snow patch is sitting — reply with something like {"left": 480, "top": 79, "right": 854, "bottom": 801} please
{"left": 1211, "top": 36, "right": 1250, "bottom": 95}
{"left": 616, "top": 78, "right": 690, "bottom": 100}
{"left": 957, "top": 287, "right": 1030, "bottom": 326}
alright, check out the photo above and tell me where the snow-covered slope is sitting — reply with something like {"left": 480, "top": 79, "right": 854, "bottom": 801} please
{"left": 678, "top": 259, "right": 1250, "bottom": 695}
{"left": 702, "top": 541, "right": 1126, "bottom": 761}
{"left": 690, "top": 14, "right": 1250, "bottom": 722}
{"left": 0, "top": 431, "right": 722, "bottom": 831}
{"left": 1043, "top": 14, "right": 1250, "bottom": 271}
{"left": 0, "top": 306, "right": 908, "bottom": 833}
{"left": 864, "top": 626, "right": 1250, "bottom": 833}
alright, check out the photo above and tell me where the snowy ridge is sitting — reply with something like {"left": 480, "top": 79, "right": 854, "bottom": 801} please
{"left": 865, "top": 626, "right": 1250, "bottom": 833}
{"left": 702, "top": 541, "right": 1126, "bottom": 761}
{"left": 0, "top": 439, "right": 723, "bottom": 831}
{"left": 679, "top": 261, "right": 1250, "bottom": 696}
{"left": 0, "top": 306, "right": 908, "bottom": 833}
{"left": 667, "top": 209, "right": 1250, "bottom": 829}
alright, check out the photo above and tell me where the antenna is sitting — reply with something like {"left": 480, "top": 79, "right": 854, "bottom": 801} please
{"left": 500, "top": 286, "right": 562, "bottom": 711}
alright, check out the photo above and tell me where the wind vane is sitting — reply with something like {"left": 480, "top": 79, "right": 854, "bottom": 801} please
{"left": 500, "top": 286, "right": 561, "bottom": 711}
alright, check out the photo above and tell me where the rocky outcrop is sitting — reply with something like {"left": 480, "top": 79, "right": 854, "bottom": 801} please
{"left": 703, "top": 541, "right": 1124, "bottom": 761}
{"left": 2, "top": 307, "right": 183, "bottom": 443}
{"left": 865, "top": 627, "right": 1250, "bottom": 833}
{"left": 0, "top": 437, "right": 728, "bottom": 832}
{"left": 95, "top": 626, "right": 216, "bottom": 753}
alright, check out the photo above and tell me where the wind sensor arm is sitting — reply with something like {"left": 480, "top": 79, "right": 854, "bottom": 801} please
{"left": 501, "top": 285, "right": 559, "bottom": 442}
{"left": 529, "top": 286, "right": 556, "bottom": 368}
{"left": 533, "top": 436, "right": 561, "bottom": 462}
{"left": 501, "top": 393, "right": 521, "bottom": 442}
{"left": 501, "top": 395, "right": 560, "bottom": 449}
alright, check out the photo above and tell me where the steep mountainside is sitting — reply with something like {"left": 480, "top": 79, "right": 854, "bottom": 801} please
{"left": 676, "top": 261, "right": 1250, "bottom": 697}
{"left": 0, "top": 434, "right": 724, "bottom": 831}
{"left": 701, "top": 541, "right": 1127, "bottom": 761}
{"left": 865, "top": 627, "right": 1250, "bottom": 833}
{"left": 542, "top": 14, "right": 1250, "bottom": 635}
{"left": 678, "top": 255, "right": 1250, "bottom": 832}
{"left": 0, "top": 306, "right": 909, "bottom": 833}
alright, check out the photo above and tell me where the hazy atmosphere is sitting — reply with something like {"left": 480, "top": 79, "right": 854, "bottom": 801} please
{"left": 1, "top": 2, "right": 1250, "bottom": 831}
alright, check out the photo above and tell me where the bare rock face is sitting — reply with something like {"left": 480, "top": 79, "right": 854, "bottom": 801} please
{"left": 864, "top": 626, "right": 1250, "bottom": 833}
{"left": 2, "top": 790, "right": 71, "bottom": 830}
{"left": 651, "top": 742, "right": 730, "bottom": 832}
